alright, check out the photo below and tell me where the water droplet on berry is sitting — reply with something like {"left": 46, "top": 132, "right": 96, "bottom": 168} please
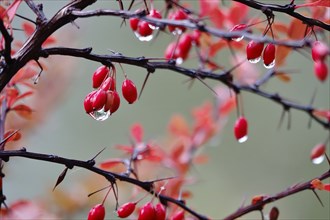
{"left": 90, "top": 108, "right": 110, "bottom": 121}
{"left": 263, "top": 60, "right": 275, "bottom": 69}
{"left": 238, "top": 135, "right": 248, "bottom": 143}
{"left": 175, "top": 57, "right": 183, "bottom": 65}
{"left": 171, "top": 28, "right": 183, "bottom": 36}
{"left": 312, "top": 155, "right": 325, "bottom": 164}
{"left": 248, "top": 57, "right": 261, "bottom": 64}
{"left": 232, "top": 36, "right": 244, "bottom": 42}
{"left": 137, "top": 34, "right": 154, "bottom": 42}
{"left": 148, "top": 24, "right": 158, "bottom": 30}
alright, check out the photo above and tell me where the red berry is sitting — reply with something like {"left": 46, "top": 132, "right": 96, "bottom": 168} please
{"left": 117, "top": 202, "right": 136, "bottom": 218}
{"left": 246, "top": 40, "right": 264, "bottom": 61}
{"left": 155, "top": 203, "right": 166, "bottom": 220}
{"left": 122, "top": 79, "right": 138, "bottom": 104}
{"left": 190, "top": 30, "right": 201, "bottom": 46}
{"left": 170, "top": 210, "right": 184, "bottom": 220}
{"left": 234, "top": 116, "right": 248, "bottom": 142}
{"left": 92, "top": 90, "right": 107, "bottom": 111}
{"left": 138, "top": 21, "right": 153, "bottom": 37}
{"left": 130, "top": 17, "right": 140, "bottom": 31}
{"left": 84, "top": 91, "right": 96, "bottom": 113}
{"left": 138, "top": 202, "right": 156, "bottom": 220}
{"left": 104, "top": 91, "right": 120, "bottom": 114}
{"left": 178, "top": 34, "right": 193, "bottom": 53}
{"left": 312, "top": 41, "right": 329, "bottom": 62}
{"left": 149, "top": 9, "right": 162, "bottom": 19}
{"left": 88, "top": 204, "right": 105, "bottom": 220}
{"left": 164, "top": 42, "right": 189, "bottom": 63}
{"left": 100, "top": 77, "right": 115, "bottom": 91}
{"left": 314, "top": 60, "right": 328, "bottom": 82}
{"left": 310, "top": 143, "right": 326, "bottom": 162}
{"left": 262, "top": 43, "right": 276, "bottom": 66}
{"left": 168, "top": 9, "right": 188, "bottom": 34}
{"left": 92, "top": 66, "right": 109, "bottom": 89}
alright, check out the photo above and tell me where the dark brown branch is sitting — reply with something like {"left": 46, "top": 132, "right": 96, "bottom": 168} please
{"left": 224, "top": 169, "right": 330, "bottom": 220}
{"left": 0, "top": 19, "right": 13, "bottom": 64}
{"left": 233, "top": 0, "right": 330, "bottom": 31}
{"left": 0, "top": 149, "right": 209, "bottom": 220}
{"left": 40, "top": 47, "right": 330, "bottom": 129}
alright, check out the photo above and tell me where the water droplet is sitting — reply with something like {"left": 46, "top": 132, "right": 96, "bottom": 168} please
{"left": 171, "top": 28, "right": 183, "bottom": 36}
{"left": 312, "top": 155, "right": 325, "bottom": 164}
{"left": 137, "top": 34, "right": 153, "bottom": 42}
{"left": 232, "top": 36, "right": 244, "bottom": 42}
{"left": 238, "top": 135, "right": 248, "bottom": 143}
{"left": 175, "top": 57, "right": 183, "bottom": 65}
{"left": 248, "top": 57, "right": 261, "bottom": 64}
{"left": 134, "top": 31, "right": 141, "bottom": 39}
{"left": 148, "top": 24, "right": 159, "bottom": 30}
{"left": 264, "top": 60, "right": 275, "bottom": 69}
{"left": 89, "top": 108, "right": 110, "bottom": 121}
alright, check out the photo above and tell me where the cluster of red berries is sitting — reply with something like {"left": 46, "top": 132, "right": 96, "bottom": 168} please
{"left": 129, "top": 8, "right": 189, "bottom": 41}
{"left": 129, "top": 9, "right": 162, "bottom": 41}
{"left": 117, "top": 201, "right": 167, "bottom": 220}
{"left": 83, "top": 65, "right": 138, "bottom": 120}
{"left": 164, "top": 30, "right": 201, "bottom": 64}
{"left": 246, "top": 40, "right": 276, "bottom": 68}
{"left": 311, "top": 41, "right": 329, "bottom": 82}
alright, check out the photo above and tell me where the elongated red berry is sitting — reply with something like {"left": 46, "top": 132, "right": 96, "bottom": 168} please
{"left": 312, "top": 41, "right": 329, "bottom": 62}
{"left": 155, "top": 203, "right": 166, "bottom": 220}
{"left": 138, "top": 202, "right": 155, "bottom": 220}
{"left": 263, "top": 43, "right": 276, "bottom": 67}
{"left": 88, "top": 204, "right": 105, "bottom": 220}
{"left": 104, "top": 91, "right": 120, "bottom": 114}
{"left": 84, "top": 91, "right": 96, "bottom": 113}
{"left": 130, "top": 17, "right": 140, "bottom": 31}
{"left": 100, "top": 77, "right": 115, "bottom": 91}
{"left": 314, "top": 60, "right": 328, "bottom": 82}
{"left": 178, "top": 33, "right": 193, "bottom": 53}
{"left": 93, "top": 66, "right": 109, "bottom": 89}
{"left": 149, "top": 9, "right": 162, "bottom": 19}
{"left": 117, "top": 202, "right": 136, "bottom": 218}
{"left": 310, "top": 143, "right": 326, "bottom": 164}
{"left": 246, "top": 40, "right": 264, "bottom": 62}
{"left": 234, "top": 116, "right": 248, "bottom": 143}
{"left": 168, "top": 9, "right": 188, "bottom": 34}
{"left": 230, "top": 24, "right": 247, "bottom": 41}
{"left": 122, "top": 79, "right": 138, "bottom": 104}
{"left": 92, "top": 90, "right": 107, "bottom": 111}
{"left": 170, "top": 210, "right": 184, "bottom": 220}
{"left": 138, "top": 21, "right": 153, "bottom": 37}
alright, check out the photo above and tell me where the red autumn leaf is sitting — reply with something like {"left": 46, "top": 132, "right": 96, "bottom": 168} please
{"left": 3, "top": 0, "right": 22, "bottom": 25}
{"left": 193, "top": 154, "right": 209, "bottom": 164}
{"left": 99, "top": 158, "right": 125, "bottom": 170}
{"left": 42, "top": 36, "right": 56, "bottom": 46}
{"left": 168, "top": 114, "right": 190, "bottom": 137}
{"left": 275, "top": 71, "right": 292, "bottom": 83}
{"left": 9, "top": 66, "right": 37, "bottom": 85}
{"left": 209, "top": 40, "right": 227, "bottom": 56}
{"left": 287, "top": 19, "right": 307, "bottom": 40}
{"left": 4, "top": 129, "right": 22, "bottom": 142}
{"left": 272, "top": 23, "right": 289, "bottom": 35}
{"left": 295, "top": 0, "right": 330, "bottom": 9}
{"left": 275, "top": 45, "right": 292, "bottom": 67}
{"left": 11, "top": 104, "right": 33, "bottom": 119}
{"left": 218, "top": 97, "right": 236, "bottom": 116}
{"left": 227, "top": 2, "right": 249, "bottom": 26}
{"left": 22, "top": 22, "right": 35, "bottom": 36}
{"left": 131, "top": 123, "right": 143, "bottom": 142}
{"left": 313, "top": 110, "right": 330, "bottom": 121}
{"left": 324, "top": 184, "right": 330, "bottom": 191}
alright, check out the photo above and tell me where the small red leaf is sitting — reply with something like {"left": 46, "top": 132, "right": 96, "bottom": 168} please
{"left": 4, "top": 129, "right": 21, "bottom": 142}
{"left": 22, "top": 22, "right": 35, "bottom": 36}
{"left": 295, "top": 0, "right": 330, "bottom": 9}
{"left": 11, "top": 104, "right": 33, "bottom": 119}
{"left": 131, "top": 123, "right": 143, "bottom": 142}
{"left": 99, "top": 158, "right": 125, "bottom": 170}
{"left": 323, "top": 184, "right": 330, "bottom": 191}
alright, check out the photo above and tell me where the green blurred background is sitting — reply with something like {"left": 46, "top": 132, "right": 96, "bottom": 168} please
{"left": 5, "top": 1, "right": 329, "bottom": 219}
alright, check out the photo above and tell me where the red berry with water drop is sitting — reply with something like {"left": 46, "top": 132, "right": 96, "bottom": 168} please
{"left": 234, "top": 116, "right": 248, "bottom": 142}
{"left": 263, "top": 43, "right": 276, "bottom": 66}
{"left": 155, "top": 203, "right": 166, "bottom": 220}
{"left": 314, "top": 60, "right": 328, "bottom": 82}
{"left": 246, "top": 40, "right": 264, "bottom": 61}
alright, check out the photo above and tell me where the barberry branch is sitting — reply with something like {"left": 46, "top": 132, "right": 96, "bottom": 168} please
{"left": 0, "top": 149, "right": 209, "bottom": 220}
{"left": 233, "top": 0, "right": 330, "bottom": 31}
{"left": 0, "top": 19, "right": 13, "bottom": 64}
{"left": 40, "top": 47, "right": 330, "bottom": 129}
{"left": 0, "top": 149, "right": 328, "bottom": 220}
{"left": 224, "top": 169, "right": 330, "bottom": 220}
